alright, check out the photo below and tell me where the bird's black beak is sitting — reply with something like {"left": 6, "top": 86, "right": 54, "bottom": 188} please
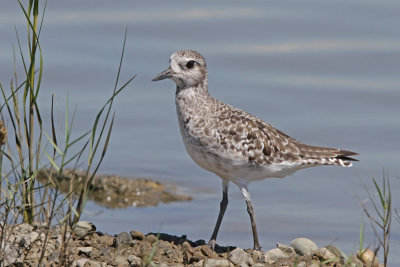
{"left": 152, "top": 67, "right": 174, "bottom": 81}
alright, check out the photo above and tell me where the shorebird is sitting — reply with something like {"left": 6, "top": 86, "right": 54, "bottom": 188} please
{"left": 152, "top": 50, "right": 358, "bottom": 250}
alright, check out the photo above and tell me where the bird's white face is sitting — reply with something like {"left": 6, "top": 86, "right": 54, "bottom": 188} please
{"left": 152, "top": 50, "right": 207, "bottom": 89}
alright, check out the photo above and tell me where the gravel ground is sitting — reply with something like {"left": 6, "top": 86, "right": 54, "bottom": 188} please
{"left": 0, "top": 222, "right": 380, "bottom": 267}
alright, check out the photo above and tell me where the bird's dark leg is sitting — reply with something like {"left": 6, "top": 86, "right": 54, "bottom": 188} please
{"left": 239, "top": 184, "right": 261, "bottom": 250}
{"left": 208, "top": 179, "right": 229, "bottom": 250}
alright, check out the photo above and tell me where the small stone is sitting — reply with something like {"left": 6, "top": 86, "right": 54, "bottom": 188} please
{"left": 297, "top": 262, "right": 307, "bottom": 267}
{"left": 145, "top": 234, "right": 158, "bottom": 243}
{"left": 73, "top": 221, "right": 96, "bottom": 237}
{"left": 130, "top": 230, "right": 144, "bottom": 240}
{"left": 229, "top": 247, "right": 254, "bottom": 266}
{"left": 277, "top": 242, "right": 296, "bottom": 255}
{"left": 252, "top": 264, "right": 266, "bottom": 267}
{"left": 200, "top": 245, "right": 218, "bottom": 259}
{"left": 115, "top": 231, "right": 132, "bottom": 247}
{"left": 99, "top": 235, "right": 115, "bottom": 247}
{"left": 251, "top": 250, "right": 264, "bottom": 263}
{"left": 204, "top": 258, "right": 231, "bottom": 267}
{"left": 325, "top": 245, "right": 347, "bottom": 262}
{"left": 114, "top": 255, "right": 129, "bottom": 265}
{"left": 193, "top": 260, "right": 204, "bottom": 267}
{"left": 314, "top": 247, "right": 336, "bottom": 261}
{"left": 74, "top": 258, "right": 89, "bottom": 267}
{"left": 127, "top": 255, "right": 142, "bottom": 266}
{"left": 4, "top": 244, "right": 20, "bottom": 265}
{"left": 263, "top": 248, "right": 289, "bottom": 262}
{"left": 349, "top": 254, "right": 364, "bottom": 267}
{"left": 290, "top": 237, "right": 318, "bottom": 256}
{"left": 47, "top": 251, "right": 60, "bottom": 263}
{"left": 78, "top": 246, "right": 93, "bottom": 257}
{"left": 357, "top": 249, "right": 379, "bottom": 267}
{"left": 16, "top": 223, "right": 34, "bottom": 234}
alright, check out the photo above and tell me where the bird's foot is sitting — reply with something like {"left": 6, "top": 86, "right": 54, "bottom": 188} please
{"left": 254, "top": 244, "right": 262, "bottom": 251}
{"left": 208, "top": 239, "right": 216, "bottom": 250}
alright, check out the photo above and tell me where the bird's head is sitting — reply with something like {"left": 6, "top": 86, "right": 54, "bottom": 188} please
{"left": 152, "top": 50, "right": 208, "bottom": 89}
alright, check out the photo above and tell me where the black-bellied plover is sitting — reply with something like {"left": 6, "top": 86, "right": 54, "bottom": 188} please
{"left": 152, "top": 49, "right": 358, "bottom": 250}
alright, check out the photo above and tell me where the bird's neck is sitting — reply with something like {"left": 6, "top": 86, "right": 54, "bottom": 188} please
{"left": 175, "top": 82, "right": 213, "bottom": 118}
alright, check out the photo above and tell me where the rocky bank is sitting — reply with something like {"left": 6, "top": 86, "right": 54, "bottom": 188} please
{"left": 0, "top": 222, "right": 380, "bottom": 267}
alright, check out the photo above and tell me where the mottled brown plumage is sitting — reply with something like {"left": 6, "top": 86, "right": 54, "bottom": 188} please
{"left": 153, "top": 49, "right": 358, "bottom": 251}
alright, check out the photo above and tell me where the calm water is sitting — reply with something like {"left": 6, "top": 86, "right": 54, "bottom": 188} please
{"left": 1, "top": 0, "right": 400, "bottom": 264}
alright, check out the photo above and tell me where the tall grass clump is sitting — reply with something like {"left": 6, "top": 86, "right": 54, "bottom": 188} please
{"left": 360, "top": 171, "right": 393, "bottom": 267}
{"left": 0, "top": 0, "right": 134, "bottom": 264}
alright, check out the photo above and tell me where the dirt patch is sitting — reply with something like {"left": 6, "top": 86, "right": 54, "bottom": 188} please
{"left": 37, "top": 169, "right": 191, "bottom": 208}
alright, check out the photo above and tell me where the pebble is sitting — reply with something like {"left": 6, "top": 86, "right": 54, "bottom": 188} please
{"left": 264, "top": 247, "right": 290, "bottom": 263}
{"left": 78, "top": 246, "right": 93, "bottom": 257}
{"left": 127, "top": 255, "right": 142, "bottom": 266}
{"left": 98, "top": 235, "right": 115, "bottom": 247}
{"left": 251, "top": 250, "right": 264, "bottom": 263}
{"left": 325, "top": 245, "right": 347, "bottom": 261}
{"left": 277, "top": 242, "right": 296, "bottom": 255}
{"left": 314, "top": 247, "right": 336, "bottom": 261}
{"left": 4, "top": 244, "right": 20, "bottom": 265}
{"left": 145, "top": 234, "right": 158, "bottom": 243}
{"left": 349, "top": 254, "right": 364, "bottom": 267}
{"left": 290, "top": 237, "right": 318, "bottom": 256}
{"left": 114, "top": 255, "right": 129, "bottom": 265}
{"left": 200, "top": 245, "right": 219, "bottom": 259}
{"left": 358, "top": 249, "right": 379, "bottom": 267}
{"left": 130, "top": 230, "right": 145, "bottom": 240}
{"left": 73, "top": 221, "right": 96, "bottom": 237}
{"left": 204, "top": 258, "right": 232, "bottom": 267}
{"left": 229, "top": 247, "right": 254, "bottom": 266}
{"left": 115, "top": 231, "right": 132, "bottom": 246}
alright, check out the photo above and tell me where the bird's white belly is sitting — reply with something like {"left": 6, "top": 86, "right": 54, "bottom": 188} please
{"left": 182, "top": 139, "right": 309, "bottom": 185}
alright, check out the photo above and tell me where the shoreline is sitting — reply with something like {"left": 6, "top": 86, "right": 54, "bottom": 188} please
{"left": 1, "top": 222, "right": 378, "bottom": 266}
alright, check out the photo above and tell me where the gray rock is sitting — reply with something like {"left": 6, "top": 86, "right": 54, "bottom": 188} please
{"left": 115, "top": 231, "right": 132, "bottom": 246}
{"left": 73, "top": 221, "right": 96, "bottom": 237}
{"left": 290, "top": 237, "right": 318, "bottom": 256}
{"left": 252, "top": 264, "right": 266, "bottom": 267}
{"left": 78, "top": 246, "right": 93, "bottom": 257}
{"left": 127, "top": 255, "right": 142, "bottom": 266}
{"left": 263, "top": 248, "right": 289, "bottom": 262}
{"left": 228, "top": 247, "right": 254, "bottom": 266}
{"left": 297, "top": 262, "right": 307, "bottom": 267}
{"left": 204, "top": 258, "right": 231, "bottom": 267}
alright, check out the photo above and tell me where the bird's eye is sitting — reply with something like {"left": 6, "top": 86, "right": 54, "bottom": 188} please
{"left": 186, "top": 60, "right": 195, "bottom": 69}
